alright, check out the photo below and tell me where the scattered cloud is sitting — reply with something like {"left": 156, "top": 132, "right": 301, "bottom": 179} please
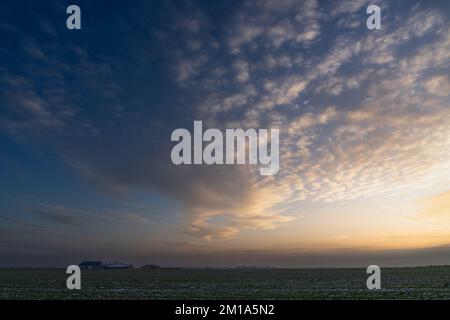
{"left": 423, "top": 75, "right": 450, "bottom": 96}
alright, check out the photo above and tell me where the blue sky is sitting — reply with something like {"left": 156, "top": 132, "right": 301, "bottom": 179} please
{"left": 1, "top": 0, "right": 450, "bottom": 267}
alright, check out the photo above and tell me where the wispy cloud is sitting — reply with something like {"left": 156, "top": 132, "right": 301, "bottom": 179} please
{"left": 418, "top": 190, "right": 450, "bottom": 221}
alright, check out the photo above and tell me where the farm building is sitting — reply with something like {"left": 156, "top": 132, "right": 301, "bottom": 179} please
{"left": 79, "top": 261, "right": 103, "bottom": 269}
{"left": 141, "top": 264, "right": 160, "bottom": 270}
{"left": 103, "top": 263, "right": 134, "bottom": 269}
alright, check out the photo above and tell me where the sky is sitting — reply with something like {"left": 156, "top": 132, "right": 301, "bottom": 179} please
{"left": 0, "top": 0, "right": 450, "bottom": 267}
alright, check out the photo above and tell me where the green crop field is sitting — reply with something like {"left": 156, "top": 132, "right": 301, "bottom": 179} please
{"left": 0, "top": 267, "right": 449, "bottom": 299}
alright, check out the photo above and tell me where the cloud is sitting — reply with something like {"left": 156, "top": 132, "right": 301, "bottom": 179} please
{"left": 233, "top": 60, "right": 250, "bottom": 83}
{"left": 170, "top": 1, "right": 450, "bottom": 239}
{"left": 182, "top": 183, "right": 295, "bottom": 240}
{"left": 226, "top": 0, "right": 321, "bottom": 52}
{"left": 76, "top": 1, "right": 450, "bottom": 239}
{"left": 1, "top": 0, "right": 450, "bottom": 243}
{"left": 30, "top": 204, "right": 85, "bottom": 227}
{"left": 21, "top": 37, "right": 47, "bottom": 61}
{"left": 330, "top": 0, "right": 373, "bottom": 17}
{"left": 419, "top": 190, "right": 450, "bottom": 220}
{"left": 0, "top": 215, "right": 46, "bottom": 229}
{"left": 175, "top": 54, "right": 208, "bottom": 83}
{"left": 423, "top": 75, "right": 450, "bottom": 96}
{"left": 10, "top": 197, "right": 154, "bottom": 228}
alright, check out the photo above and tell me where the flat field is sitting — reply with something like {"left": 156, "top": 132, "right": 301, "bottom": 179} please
{"left": 0, "top": 267, "right": 449, "bottom": 299}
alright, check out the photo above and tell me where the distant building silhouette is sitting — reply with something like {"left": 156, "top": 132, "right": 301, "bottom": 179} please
{"left": 79, "top": 261, "right": 103, "bottom": 269}
{"left": 141, "top": 264, "right": 160, "bottom": 270}
{"left": 103, "top": 262, "right": 134, "bottom": 269}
